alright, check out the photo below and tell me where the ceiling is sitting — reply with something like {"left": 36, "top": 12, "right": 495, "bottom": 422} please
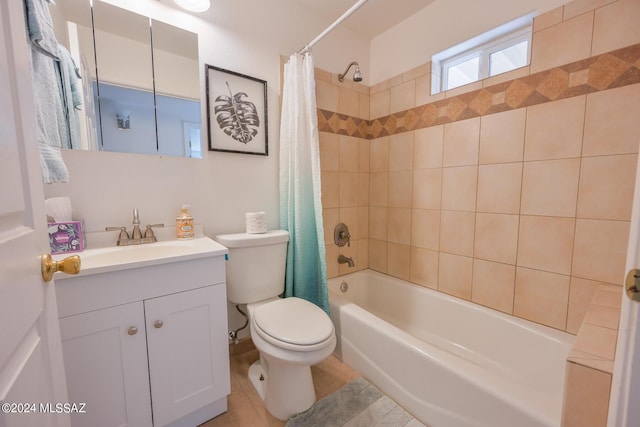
{"left": 289, "top": 0, "right": 437, "bottom": 39}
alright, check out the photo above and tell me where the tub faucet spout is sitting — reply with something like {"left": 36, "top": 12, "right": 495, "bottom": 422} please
{"left": 338, "top": 254, "right": 355, "bottom": 268}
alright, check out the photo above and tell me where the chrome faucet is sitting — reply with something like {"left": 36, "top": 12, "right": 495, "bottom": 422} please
{"left": 338, "top": 254, "right": 355, "bottom": 268}
{"left": 106, "top": 209, "right": 164, "bottom": 246}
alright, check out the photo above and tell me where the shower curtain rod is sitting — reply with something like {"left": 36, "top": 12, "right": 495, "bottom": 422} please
{"left": 298, "top": 0, "right": 370, "bottom": 54}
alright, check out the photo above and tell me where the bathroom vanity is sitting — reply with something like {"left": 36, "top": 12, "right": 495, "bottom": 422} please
{"left": 53, "top": 237, "right": 230, "bottom": 427}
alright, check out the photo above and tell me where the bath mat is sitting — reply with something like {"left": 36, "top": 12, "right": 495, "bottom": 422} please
{"left": 285, "top": 377, "right": 425, "bottom": 427}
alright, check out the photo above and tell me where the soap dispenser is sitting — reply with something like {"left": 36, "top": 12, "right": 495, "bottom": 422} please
{"left": 176, "top": 205, "right": 194, "bottom": 239}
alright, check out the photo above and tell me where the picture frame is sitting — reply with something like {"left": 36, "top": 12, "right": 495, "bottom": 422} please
{"left": 205, "top": 64, "right": 268, "bottom": 156}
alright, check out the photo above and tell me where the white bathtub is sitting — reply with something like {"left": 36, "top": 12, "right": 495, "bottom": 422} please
{"left": 328, "top": 269, "right": 574, "bottom": 427}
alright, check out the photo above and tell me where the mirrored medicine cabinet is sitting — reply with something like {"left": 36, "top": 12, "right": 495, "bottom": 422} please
{"left": 50, "top": 0, "right": 202, "bottom": 158}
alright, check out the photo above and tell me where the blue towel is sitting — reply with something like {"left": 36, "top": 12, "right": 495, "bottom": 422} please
{"left": 57, "top": 44, "right": 83, "bottom": 150}
{"left": 24, "top": 0, "right": 69, "bottom": 183}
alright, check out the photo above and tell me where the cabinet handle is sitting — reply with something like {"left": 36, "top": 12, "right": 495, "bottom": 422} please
{"left": 154, "top": 320, "right": 164, "bottom": 329}
{"left": 127, "top": 326, "right": 138, "bottom": 336}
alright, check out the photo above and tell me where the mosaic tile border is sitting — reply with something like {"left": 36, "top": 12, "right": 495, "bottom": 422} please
{"left": 317, "top": 43, "right": 640, "bottom": 140}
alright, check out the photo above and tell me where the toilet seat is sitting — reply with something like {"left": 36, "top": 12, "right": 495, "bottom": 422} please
{"left": 252, "top": 297, "right": 334, "bottom": 351}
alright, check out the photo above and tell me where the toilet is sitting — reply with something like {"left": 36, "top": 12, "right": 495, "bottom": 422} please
{"left": 215, "top": 230, "right": 336, "bottom": 420}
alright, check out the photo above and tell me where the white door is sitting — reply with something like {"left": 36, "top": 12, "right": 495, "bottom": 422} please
{"left": 0, "top": 1, "right": 70, "bottom": 427}
{"left": 145, "top": 285, "right": 231, "bottom": 427}
{"left": 609, "top": 160, "right": 640, "bottom": 425}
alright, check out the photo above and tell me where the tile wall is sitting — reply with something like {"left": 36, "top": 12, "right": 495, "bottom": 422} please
{"left": 314, "top": 0, "right": 640, "bottom": 425}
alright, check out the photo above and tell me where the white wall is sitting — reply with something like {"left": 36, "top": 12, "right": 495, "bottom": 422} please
{"left": 370, "top": 0, "right": 570, "bottom": 84}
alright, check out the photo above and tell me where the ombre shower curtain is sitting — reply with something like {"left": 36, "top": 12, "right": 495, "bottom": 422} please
{"left": 279, "top": 52, "right": 329, "bottom": 313}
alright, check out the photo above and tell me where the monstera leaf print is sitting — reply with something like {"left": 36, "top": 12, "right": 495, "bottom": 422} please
{"left": 214, "top": 81, "right": 260, "bottom": 144}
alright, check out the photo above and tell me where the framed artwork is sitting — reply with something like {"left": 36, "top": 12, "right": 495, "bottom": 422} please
{"left": 205, "top": 64, "right": 268, "bottom": 156}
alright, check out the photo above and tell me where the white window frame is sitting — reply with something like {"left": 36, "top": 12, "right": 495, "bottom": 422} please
{"left": 432, "top": 13, "right": 535, "bottom": 94}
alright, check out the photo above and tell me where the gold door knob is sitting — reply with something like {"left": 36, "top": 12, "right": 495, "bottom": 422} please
{"left": 41, "top": 254, "right": 81, "bottom": 283}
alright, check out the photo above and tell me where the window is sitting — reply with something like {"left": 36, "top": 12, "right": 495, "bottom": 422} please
{"left": 431, "top": 14, "right": 534, "bottom": 94}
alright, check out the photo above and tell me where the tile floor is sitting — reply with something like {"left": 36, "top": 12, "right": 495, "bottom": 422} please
{"left": 200, "top": 339, "right": 360, "bottom": 427}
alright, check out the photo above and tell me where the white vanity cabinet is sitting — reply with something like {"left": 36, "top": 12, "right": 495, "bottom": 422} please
{"left": 54, "top": 238, "right": 230, "bottom": 427}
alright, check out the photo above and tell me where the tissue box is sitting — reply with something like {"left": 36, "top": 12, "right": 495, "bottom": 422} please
{"left": 48, "top": 221, "right": 85, "bottom": 254}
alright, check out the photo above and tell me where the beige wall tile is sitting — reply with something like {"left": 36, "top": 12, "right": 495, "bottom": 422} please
{"left": 562, "top": 362, "right": 612, "bottom": 427}
{"left": 370, "top": 137, "right": 390, "bottom": 172}
{"left": 524, "top": 96, "right": 586, "bottom": 161}
{"left": 358, "top": 173, "right": 370, "bottom": 206}
{"left": 474, "top": 213, "right": 519, "bottom": 265}
{"left": 390, "top": 80, "right": 416, "bottom": 114}
{"left": 414, "top": 126, "right": 444, "bottom": 169}
{"left": 530, "top": 12, "right": 593, "bottom": 74}
{"left": 387, "top": 243, "right": 411, "bottom": 281}
{"left": 321, "top": 171, "right": 339, "bottom": 208}
{"left": 415, "top": 74, "right": 437, "bottom": 107}
{"left": 359, "top": 93, "right": 370, "bottom": 120}
{"left": 388, "top": 171, "right": 413, "bottom": 208}
{"left": 403, "top": 63, "right": 430, "bottom": 81}
{"left": 368, "top": 239, "right": 387, "bottom": 273}
{"left": 411, "top": 209, "right": 440, "bottom": 251}
{"left": 440, "top": 210, "right": 475, "bottom": 257}
{"left": 358, "top": 139, "right": 370, "bottom": 172}
{"left": 520, "top": 158, "right": 581, "bottom": 217}
{"left": 583, "top": 303, "right": 621, "bottom": 330}
{"left": 325, "top": 244, "right": 339, "bottom": 278}
{"left": 592, "top": 285, "right": 623, "bottom": 308}
{"left": 577, "top": 154, "right": 637, "bottom": 221}
{"left": 472, "top": 259, "right": 516, "bottom": 314}
{"left": 572, "top": 218, "right": 630, "bottom": 284}
{"left": 592, "top": 0, "right": 640, "bottom": 56}
{"left": 481, "top": 65, "right": 530, "bottom": 88}
{"left": 441, "top": 166, "right": 478, "bottom": 212}
{"left": 573, "top": 323, "right": 617, "bottom": 360}
{"left": 583, "top": 84, "right": 640, "bottom": 157}
{"left": 339, "top": 172, "right": 358, "bottom": 207}
{"left": 338, "top": 86, "right": 360, "bottom": 117}
{"left": 357, "top": 238, "right": 369, "bottom": 270}
{"left": 533, "top": 6, "right": 563, "bottom": 32}
{"left": 514, "top": 267, "right": 570, "bottom": 329}
{"left": 389, "top": 132, "right": 414, "bottom": 171}
{"left": 339, "top": 135, "right": 359, "bottom": 172}
{"left": 316, "top": 79, "right": 339, "bottom": 111}
{"left": 370, "top": 89, "right": 390, "bottom": 119}
{"left": 517, "top": 215, "right": 575, "bottom": 275}
{"left": 443, "top": 117, "right": 481, "bottom": 167}
{"left": 388, "top": 208, "right": 412, "bottom": 245}
{"left": 563, "top": 0, "right": 616, "bottom": 20}
{"left": 410, "top": 247, "right": 438, "bottom": 289}
{"left": 567, "top": 277, "right": 601, "bottom": 334}
{"left": 477, "top": 163, "right": 523, "bottom": 214}
{"left": 319, "top": 132, "right": 340, "bottom": 171}
{"left": 369, "top": 207, "right": 388, "bottom": 241}
{"left": 438, "top": 253, "right": 473, "bottom": 300}
{"left": 357, "top": 207, "right": 369, "bottom": 239}
{"left": 323, "top": 208, "right": 339, "bottom": 244}
{"left": 445, "top": 80, "right": 483, "bottom": 98}
{"left": 479, "top": 108, "right": 526, "bottom": 164}
{"left": 412, "top": 168, "right": 442, "bottom": 210}
{"left": 369, "top": 172, "right": 388, "bottom": 207}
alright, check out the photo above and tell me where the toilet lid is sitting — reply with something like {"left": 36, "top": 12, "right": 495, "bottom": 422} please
{"left": 253, "top": 297, "right": 334, "bottom": 346}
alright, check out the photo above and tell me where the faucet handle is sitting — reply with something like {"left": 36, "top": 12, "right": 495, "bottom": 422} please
{"left": 144, "top": 224, "right": 164, "bottom": 241}
{"left": 105, "top": 226, "right": 130, "bottom": 246}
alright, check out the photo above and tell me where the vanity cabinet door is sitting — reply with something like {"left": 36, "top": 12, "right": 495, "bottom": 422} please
{"left": 59, "top": 302, "right": 153, "bottom": 427}
{"left": 145, "top": 285, "right": 230, "bottom": 426}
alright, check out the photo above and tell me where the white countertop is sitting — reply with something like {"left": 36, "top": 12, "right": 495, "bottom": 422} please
{"left": 54, "top": 236, "right": 228, "bottom": 278}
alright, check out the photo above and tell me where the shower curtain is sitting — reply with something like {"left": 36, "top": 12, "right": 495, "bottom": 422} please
{"left": 279, "top": 52, "right": 329, "bottom": 314}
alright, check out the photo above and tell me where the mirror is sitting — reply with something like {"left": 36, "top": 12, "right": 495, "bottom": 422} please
{"left": 50, "top": 0, "right": 202, "bottom": 158}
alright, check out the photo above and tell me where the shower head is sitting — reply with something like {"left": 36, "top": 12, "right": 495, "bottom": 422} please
{"left": 338, "top": 61, "right": 363, "bottom": 82}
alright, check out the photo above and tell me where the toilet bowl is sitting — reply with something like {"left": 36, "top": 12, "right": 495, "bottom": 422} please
{"left": 214, "top": 230, "right": 336, "bottom": 420}
{"left": 247, "top": 297, "right": 336, "bottom": 420}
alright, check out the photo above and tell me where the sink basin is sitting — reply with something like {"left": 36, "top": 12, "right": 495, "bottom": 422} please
{"left": 53, "top": 237, "right": 228, "bottom": 278}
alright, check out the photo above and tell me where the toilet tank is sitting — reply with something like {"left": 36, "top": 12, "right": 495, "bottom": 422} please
{"left": 215, "top": 230, "right": 289, "bottom": 304}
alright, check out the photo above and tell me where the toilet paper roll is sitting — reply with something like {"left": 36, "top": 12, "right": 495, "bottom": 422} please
{"left": 246, "top": 212, "right": 267, "bottom": 234}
